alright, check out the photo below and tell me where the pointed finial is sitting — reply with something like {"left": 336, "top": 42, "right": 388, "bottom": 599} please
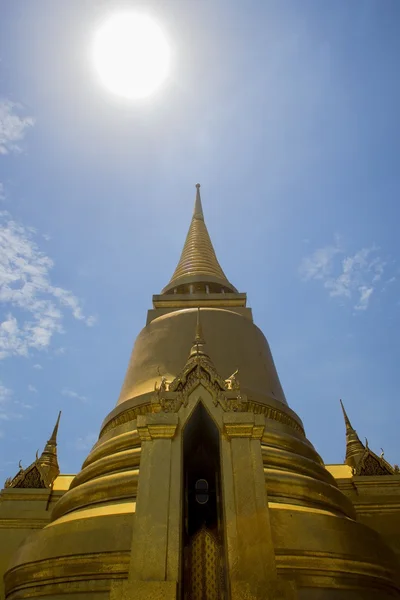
{"left": 194, "top": 308, "right": 205, "bottom": 345}
{"left": 339, "top": 399, "right": 365, "bottom": 469}
{"left": 193, "top": 183, "right": 204, "bottom": 220}
{"left": 339, "top": 399, "right": 353, "bottom": 432}
{"left": 49, "top": 411, "right": 62, "bottom": 444}
{"left": 189, "top": 308, "right": 207, "bottom": 357}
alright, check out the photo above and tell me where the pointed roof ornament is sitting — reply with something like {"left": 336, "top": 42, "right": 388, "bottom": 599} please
{"left": 189, "top": 308, "right": 206, "bottom": 357}
{"left": 41, "top": 411, "right": 61, "bottom": 463}
{"left": 339, "top": 399, "right": 365, "bottom": 470}
{"left": 168, "top": 309, "right": 231, "bottom": 397}
{"left": 339, "top": 401, "right": 397, "bottom": 476}
{"left": 339, "top": 399, "right": 353, "bottom": 433}
{"left": 49, "top": 410, "right": 61, "bottom": 444}
{"left": 162, "top": 184, "right": 237, "bottom": 294}
{"left": 152, "top": 309, "right": 248, "bottom": 413}
{"left": 4, "top": 412, "right": 61, "bottom": 489}
{"left": 194, "top": 184, "right": 204, "bottom": 220}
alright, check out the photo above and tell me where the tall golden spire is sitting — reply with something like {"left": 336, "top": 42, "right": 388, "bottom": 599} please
{"left": 162, "top": 184, "right": 237, "bottom": 294}
{"left": 339, "top": 400, "right": 365, "bottom": 469}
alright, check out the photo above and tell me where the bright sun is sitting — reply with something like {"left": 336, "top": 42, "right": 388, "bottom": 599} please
{"left": 93, "top": 13, "right": 170, "bottom": 99}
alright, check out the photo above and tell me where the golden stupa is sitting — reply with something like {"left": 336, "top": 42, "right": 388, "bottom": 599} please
{"left": 1, "top": 185, "right": 400, "bottom": 600}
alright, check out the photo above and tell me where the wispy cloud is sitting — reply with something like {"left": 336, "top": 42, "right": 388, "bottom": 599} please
{"left": 0, "top": 183, "right": 5, "bottom": 201}
{"left": 0, "top": 100, "right": 34, "bottom": 155}
{"left": 299, "top": 237, "right": 343, "bottom": 282}
{"left": 75, "top": 432, "right": 97, "bottom": 451}
{"left": 14, "top": 400, "right": 33, "bottom": 410}
{"left": 27, "top": 384, "right": 37, "bottom": 393}
{"left": 62, "top": 388, "right": 87, "bottom": 403}
{"left": 33, "top": 363, "right": 43, "bottom": 370}
{"left": 299, "top": 239, "right": 387, "bottom": 311}
{"left": 0, "top": 211, "right": 95, "bottom": 359}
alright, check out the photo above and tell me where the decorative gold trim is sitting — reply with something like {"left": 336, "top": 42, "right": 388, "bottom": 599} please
{"left": 137, "top": 414, "right": 178, "bottom": 441}
{"left": 5, "top": 551, "right": 128, "bottom": 599}
{"left": 223, "top": 423, "right": 255, "bottom": 438}
{"left": 100, "top": 398, "right": 303, "bottom": 438}
{"left": 0, "top": 518, "right": 49, "bottom": 529}
{"left": 101, "top": 314, "right": 304, "bottom": 438}
{"left": 275, "top": 550, "right": 397, "bottom": 592}
{"left": 100, "top": 404, "right": 153, "bottom": 437}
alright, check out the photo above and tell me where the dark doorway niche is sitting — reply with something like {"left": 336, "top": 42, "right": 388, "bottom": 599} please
{"left": 181, "top": 402, "right": 226, "bottom": 600}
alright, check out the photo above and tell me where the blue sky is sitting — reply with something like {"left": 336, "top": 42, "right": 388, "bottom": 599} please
{"left": 0, "top": 0, "right": 399, "bottom": 476}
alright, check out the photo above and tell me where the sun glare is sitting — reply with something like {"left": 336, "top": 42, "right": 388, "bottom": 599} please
{"left": 92, "top": 13, "right": 170, "bottom": 99}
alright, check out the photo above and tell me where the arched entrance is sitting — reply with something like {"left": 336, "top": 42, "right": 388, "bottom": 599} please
{"left": 182, "top": 402, "right": 226, "bottom": 600}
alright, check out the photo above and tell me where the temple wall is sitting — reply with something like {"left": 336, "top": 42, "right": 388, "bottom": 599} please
{"left": 1, "top": 467, "right": 400, "bottom": 599}
{"left": 327, "top": 466, "right": 400, "bottom": 566}
{"left": 0, "top": 476, "right": 72, "bottom": 600}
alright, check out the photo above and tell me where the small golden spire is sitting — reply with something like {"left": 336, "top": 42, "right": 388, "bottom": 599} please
{"left": 38, "top": 411, "right": 61, "bottom": 485}
{"left": 194, "top": 307, "right": 205, "bottom": 345}
{"left": 339, "top": 399, "right": 365, "bottom": 470}
{"left": 190, "top": 309, "right": 207, "bottom": 357}
{"left": 49, "top": 410, "right": 62, "bottom": 445}
{"left": 4, "top": 412, "right": 61, "bottom": 489}
{"left": 339, "top": 399, "right": 353, "bottom": 433}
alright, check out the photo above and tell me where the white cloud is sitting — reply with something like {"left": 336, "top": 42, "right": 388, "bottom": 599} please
{"left": 14, "top": 400, "right": 33, "bottom": 409}
{"left": 86, "top": 315, "right": 97, "bottom": 327}
{"left": 75, "top": 432, "right": 97, "bottom": 451}
{"left": 33, "top": 363, "right": 43, "bottom": 370}
{"left": 300, "top": 240, "right": 387, "bottom": 312}
{"left": 299, "top": 237, "right": 343, "bottom": 281}
{"left": 0, "top": 212, "right": 95, "bottom": 359}
{"left": 62, "top": 388, "right": 87, "bottom": 403}
{"left": 355, "top": 286, "right": 374, "bottom": 311}
{"left": 27, "top": 384, "right": 37, "bottom": 393}
{"left": 0, "top": 100, "right": 34, "bottom": 155}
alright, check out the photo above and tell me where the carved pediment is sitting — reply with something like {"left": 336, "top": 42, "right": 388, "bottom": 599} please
{"left": 4, "top": 412, "right": 61, "bottom": 490}
{"left": 153, "top": 357, "right": 246, "bottom": 415}
{"left": 5, "top": 462, "right": 47, "bottom": 489}
{"left": 152, "top": 310, "right": 247, "bottom": 415}
{"left": 355, "top": 450, "right": 395, "bottom": 476}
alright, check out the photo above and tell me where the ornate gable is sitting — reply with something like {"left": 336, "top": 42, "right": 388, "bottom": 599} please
{"left": 13, "top": 464, "right": 47, "bottom": 489}
{"left": 4, "top": 412, "right": 61, "bottom": 490}
{"left": 152, "top": 309, "right": 247, "bottom": 415}
{"left": 356, "top": 449, "right": 395, "bottom": 476}
{"left": 5, "top": 461, "right": 47, "bottom": 489}
{"left": 152, "top": 355, "right": 247, "bottom": 415}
